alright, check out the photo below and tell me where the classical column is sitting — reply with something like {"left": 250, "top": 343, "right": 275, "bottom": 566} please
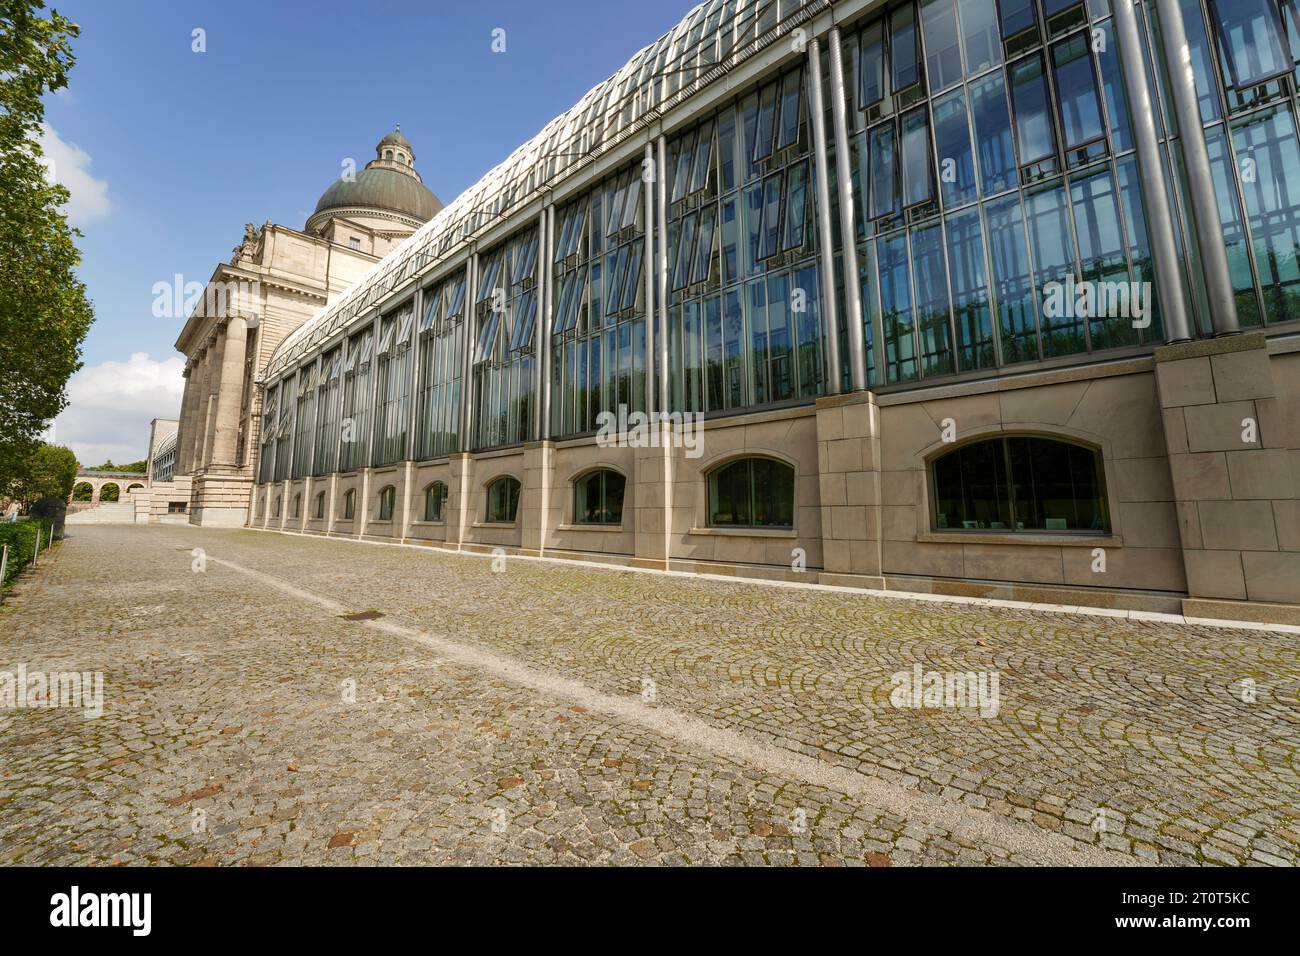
{"left": 1113, "top": 0, "right": 1193, "bottom": 343}
{"left": 188, "top": 347, "right": 211, "bottom": 470}
{"left": 210, "top": 316, "right": 249, "bottom": 468}
{"left": 1152, "top": 0, "right": 1238, "bottom": 336}
{"left": 177, "top": 364, "right": 195, "bottom": 474}
{"left": 828, "top": 26, "right": 866, "bottom": 392}
{"left": 809, "top": 33, "right": 842, "bottom": 396}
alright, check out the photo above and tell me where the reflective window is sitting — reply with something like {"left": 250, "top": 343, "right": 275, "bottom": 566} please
{"left": 476, "top": 227, "right": 539, "bottom": 448}
{"left": 985, "top": 192, "right": 1039, "bottom": 363}
{"left": 970, "top": 70, "right": 1017, "bottom": 195}
{"left": 921, "top": 0, "right": 964, "bottom": 92}
{"left": 959, "top": 0, "right": 1003, "bottom": 73}
{"left": 424, "top": 481, "right": 447, "bottom": 521}
{"left": 377, "top": 485, "right": 396, "bottom": 522}
{"left": 932, "top": 436, "right": 1108, "bottom": 532}
{"left": 1026, "top": 184, "right": 1082, "bottom": 357}
{"left": 932, "top": 87, "right": 978, "bottom": 207}
{"left": 374, "top": 301, "right": 415, "bottom": 466}
{"left": 340, "top": 329, "right": 373, "bottom": 472}
{"left": 1009, "top": 54, "right": 1057, "bottom": 168}
{"left": 901, "top": 107, "right": 936, "bottom": 206}
{"left": 911, "top": 223, "right": 955, "bottom": 376}
{"left": 1208, "top": 0, "right": 1290, "bottom": 90}
{"left": 946, "top": 207, "right": 997, "bottom": 369}
{"left": 417, "top": 270, "right": 466, "bottom": 460}
{"left": 880, "top": 231, "right": 918, "bottom": 382}
{"left": 1233, "top": 104, "right": 1300, "bottom": 324}
{"left": 707, "top": 457, "right": 795, "bottom": 528}
{"left": 574, "top": 469, "right": 625, "bottom": 524}
{"left": 1051, "top": 34, "right": 1105, "bottom": 156}
{"left": 485, "top": 476, "right": 520, "bottom": 524}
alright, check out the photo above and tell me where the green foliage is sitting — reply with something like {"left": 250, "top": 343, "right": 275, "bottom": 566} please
{"left": 98, "top": 482, "right": 119, "bottom": 502}
{"left": 89, "top": 459, "right": 146, "bottom": 473}
{"left": 0, "top": 519, "right": 54, "bottom": 588}
{"left": 0, "top": 1, "right": 95, "bottom": 489}
{"left": 5, "top": 442, "right": 77, "bottom": 505}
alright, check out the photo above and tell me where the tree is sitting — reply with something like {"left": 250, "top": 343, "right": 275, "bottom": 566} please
{"left": 5, "top": 442, "right": 77, "bottom": 506}
{"left": 89, "top": 458, "right": 146, "bottom": 472}
{"left": 0, "top": 2, "right": 95, "bottom": 488}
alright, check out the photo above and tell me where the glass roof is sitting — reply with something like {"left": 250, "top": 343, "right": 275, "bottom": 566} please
{"left": 264, "top": 0, "right": 822, "bottom": 380}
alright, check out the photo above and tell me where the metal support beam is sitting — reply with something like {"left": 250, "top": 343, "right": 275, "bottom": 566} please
{"left": 656, "top": 135, "right": 671, "bottom": 414}
{"left": 1112, "top": 0, "right": 1193, "bottom": 343}
{"left": 828, "top": 26, "right": 867, "bottom": 391}
{"left": 809, "top": 34, "right": 842, "bottom": 396}
{"left": 1153, "top": 0, "right": 1238, "bottom": 336}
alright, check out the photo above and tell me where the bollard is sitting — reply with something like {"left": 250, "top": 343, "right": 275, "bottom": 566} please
{"left": 34, "top": 526, "right": 41, "bottom": 565}
{"left": 0, "top": 543, "right": 7, "bottom": 604}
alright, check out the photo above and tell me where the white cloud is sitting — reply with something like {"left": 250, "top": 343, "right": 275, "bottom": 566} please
{"left": 38, "top": 123, "right": 111, "bottom": 226}
{"left": 53, "top": 353, "right": 184, "bottom": 466}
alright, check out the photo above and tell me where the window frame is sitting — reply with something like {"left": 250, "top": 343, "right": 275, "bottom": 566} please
{"left": 342, "top": 488, "right": 356, "bottom": 521}
{"left": 927, "top": 433, "right": 1110, "bottom": 535}
{"left": 423, "top": 481, "right": 448, "bottom": 522}
{"left": 484, "top": 475, "right": 521, "bottom": 525}
{"left": 376, "top": 485, "right": 396, "bottom": 522}
{"left": 572, "top": 468, "right": 627, "bottom": 526}
{"left": 704, "top": 455, "right": 797, "bottom": 530}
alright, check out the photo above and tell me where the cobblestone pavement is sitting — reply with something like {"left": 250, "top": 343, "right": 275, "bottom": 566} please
{"left": 0, "top": 526, "right": 1296, "bottom": 866}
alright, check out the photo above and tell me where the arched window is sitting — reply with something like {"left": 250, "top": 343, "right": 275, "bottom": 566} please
{"left": 273, "top": 495, "right": 282, "bottom": 518}
{"left": 424, "top": 481, "right": 448, "bottom": 521}
{"left": 485, "top": 476, "right": 520, "bottom": 524}
{"left": 127, "top": 483, "right": 144, "bottom": 493}
{"left": 377, "top": 485, "right": 396, "bottom": 521}
{"left": 930, "top": 436, "right": 1107, "bottom": 532}
{"left": 575, "top": 469, "right": 625, "bottom": 525}
{"left": 314, "top": 491, "right": 326, "bottom": 519}
{"left": 292, "top": 494, "right": 302, "bottom": 518}
{"left": 72, "top": 482, "right": 92, "bottom": 502}
{"left": 384, "top": 149, "right": 393, "bottom": 159}
{"left": 342, "top": 489, "right": 356, "bottom": 520}
{"left": 707, "top": 457, "right": 795, "bottom": 528}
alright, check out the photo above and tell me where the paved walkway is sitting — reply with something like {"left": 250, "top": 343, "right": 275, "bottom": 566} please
{"left": 0, "top": 526, "right": 1295, "bottom": 866}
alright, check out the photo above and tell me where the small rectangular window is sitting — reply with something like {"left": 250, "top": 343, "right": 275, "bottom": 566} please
{"left": 1208, "top": 0, "right": 1291, "bottom": 89}
{"left": 900, "top": 107, "right": 934, "bottom": 207}
{"left": 859, "top": 19, "right": 886, "bottom": 107}
{"left": 891, "top": 4, "right": 921, "bottom": 91}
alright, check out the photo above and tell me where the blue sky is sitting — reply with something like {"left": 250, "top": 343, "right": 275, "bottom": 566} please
{"left": 46, "top": 0, "right": 690, "bottom": 464}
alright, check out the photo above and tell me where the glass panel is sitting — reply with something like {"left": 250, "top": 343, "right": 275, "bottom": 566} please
{"left": 694, "top": 206, "right": 718, "bottom": 284}
{"left": 1071, "top": 168, "right": 1136, "bottom": 350}
{"left": 868, "top": 122, "right": 899, "bottom": 219}
{"left": 946, "top": 207, "right": 996, "bottom": 369}
{"left": 760, "top": 171, "right": 783, "bottom": 258}
{"left": 985, "top": 192, "right": 1039, "bottom": 362}
{"left": 1009, "top": 54, "right": 1056, "bottom": 165}
{"left": 1007, "top": 437, "right": 1106, "bottom": 531}
{"left": 911, "top": 223, "right": 954, "bottom": 376}
{"left": 754, "top": 82, "right": 778, "bottom": 161}
{"left": 1095, "top": 19, "right": 1134, "bottom": 153}
{"left": 970, "top": 70, "right": 1018, "bottom": 195}
{"left": 1050, "top": 34, "right": 1104, "bottom": 151}
{"left": 1205, "top": 125, "right": 1261, "bottom": 326}
{"left": 860, "top": 19, "right": 886, "bottom": 107}
{"left": 777, "top": 70, "right": 802, "bottom": 150}
{"left": 933, "top": 87, "right": 977, "bottom": 207}
{"left": 922, "top": 0, "right": 964, "bottom": 91}
{"left": 959, "top": 0, "right": 1002, "bottom": 73}
{"left": 767, "top": 272, "right": 792, "bottom": 401}
{"left": 721, "top": 196, "right": 740, "bottom": 284}
{"left": 752, "top": 458, "right": 794, "bottom": 528}
{"left": 782, "top": 161, "right": 808, "bottom": 250}
{"left": 932, "top": 439, "right": 1011, "bottom": 529}
{"left": 879, "top": 231, "right": 918, "bottom": 382}
{"left": 1232, "top": 105, "right": 1300, "bottom": 325}
{"left": 997, "top": 0, "right": 1037, "bottom": 38}
{"left": 1025, "top": 184, "right": 1083, "bottom": 356}
{"left": 1208, "top": 0, "right": 1290, "bottom": 90}
{"left": 709, "top": 460, "right": 752, "bottom": 526}
{"left": 901, "top": 107, "right": 935, "bottom": 206}
{"left": 892, "top": 4, "right": 921, "bottom": 91}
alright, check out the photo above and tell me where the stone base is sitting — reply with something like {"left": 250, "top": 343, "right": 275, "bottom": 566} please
{"left": 189, "top": 506, "right": 249, "bottom": 527}
{"left": 1181, "top": 597, "right": 1300, "bottom": 627}
{"left": 189, "top": 473, "right": 253, "bottom": 527}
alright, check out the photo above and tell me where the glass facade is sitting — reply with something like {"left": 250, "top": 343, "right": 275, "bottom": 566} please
{"left": 473, "top": 227, "right": 539, "bottom": 449}
{"left": 258, "top": 0, "right": 1300, "bottom": 491}
{"left": 550, "top": 165, "right": 647, "bottom": 438}
{"left": 416, "top": 270, "right": 466, "bottom": 460}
